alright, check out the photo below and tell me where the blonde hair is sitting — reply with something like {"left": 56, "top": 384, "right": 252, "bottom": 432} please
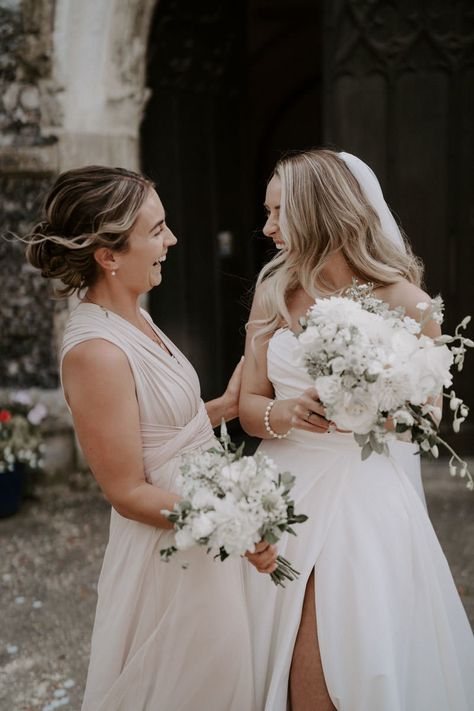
{"left": 251, "top": 149, "right": 424, "bottom": 343}
{"left": 24, "top": 165, "right": 154, "bottom": 297}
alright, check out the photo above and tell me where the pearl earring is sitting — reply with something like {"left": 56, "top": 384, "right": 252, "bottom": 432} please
{"left": 112, "top": 270, "right": 116, "bottom": 276}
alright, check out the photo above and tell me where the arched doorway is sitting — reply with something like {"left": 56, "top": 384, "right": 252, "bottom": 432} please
{"left": 141, "top": 0, "right": 324, "bottom": 399}
{"left": 141, "top": 0, "right": 249, "bottom": 399}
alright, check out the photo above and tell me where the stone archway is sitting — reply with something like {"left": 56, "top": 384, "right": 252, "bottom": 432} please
{"left": 0, "top": 0, "right": 159, "bottom": 473}
{"left": 48, "top": 0, "right": 158, "bottom": 171}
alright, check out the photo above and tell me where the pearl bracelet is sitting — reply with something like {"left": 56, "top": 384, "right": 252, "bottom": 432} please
{"left": 264, "top": 399, "right": 294, "bottom": 439}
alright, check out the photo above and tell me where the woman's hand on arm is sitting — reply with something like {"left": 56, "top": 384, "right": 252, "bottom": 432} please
{"left": 62, "top": 339, "right": 179, "bottom": 529}
{"left": 205, "top": 357, "right": 244, "bottom": 427}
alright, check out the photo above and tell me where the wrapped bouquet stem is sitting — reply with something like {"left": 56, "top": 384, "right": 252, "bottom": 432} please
{"left": 160, "top": 422, "right": 308, "bottom": 586}
{"left": 296, "top": 281, "right": 473, "bottom": 488}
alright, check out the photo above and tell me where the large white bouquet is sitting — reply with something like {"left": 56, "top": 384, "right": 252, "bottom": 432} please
{"left": 296, "top": 282, "right": 473, "bottom": 488}
{"left": 160, "top": 423, "right": 308, "bottom": 586}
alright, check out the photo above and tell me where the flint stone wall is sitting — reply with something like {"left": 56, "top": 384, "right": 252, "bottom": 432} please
{"left": 0, "top": 0, "right": 156, "bottom": 473}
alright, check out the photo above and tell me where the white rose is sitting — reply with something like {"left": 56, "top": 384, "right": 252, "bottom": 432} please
{"left": 315, "top": 375, "right": 342, "bottom": 405}
{"left": 410, "top": 342, "right": 453, "bottom": 398}
{"left": 390, "top": 329, "right": 419, "bottom": 361}
{"left": 331, "top": 389, "right": 378, "bottom": 433}
{"left": 191, "top": 512, "right": 216, "bottom": 540}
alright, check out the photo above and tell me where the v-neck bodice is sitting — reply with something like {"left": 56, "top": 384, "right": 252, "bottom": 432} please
{"left": 60, "top": 302, "right": 204, "bottom": 429}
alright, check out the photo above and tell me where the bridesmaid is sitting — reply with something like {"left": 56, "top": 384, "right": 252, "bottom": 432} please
{"left": 24, "top": 166, "right": 277, "bottom": 710}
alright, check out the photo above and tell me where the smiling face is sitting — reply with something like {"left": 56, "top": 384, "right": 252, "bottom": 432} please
{"left": 112, "top": 188, "right": 177, "bottom": 294}
{"left": 263, "top": 175, "right": 285, "bottom": 250}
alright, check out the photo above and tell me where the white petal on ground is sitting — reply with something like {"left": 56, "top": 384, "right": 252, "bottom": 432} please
{"left": 14, "top": 596, "right": 25, "bottom": 604}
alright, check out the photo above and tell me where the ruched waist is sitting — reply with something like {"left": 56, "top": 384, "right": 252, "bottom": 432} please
{"left": 141, "top": 401, "right": 214, "bottom": 476}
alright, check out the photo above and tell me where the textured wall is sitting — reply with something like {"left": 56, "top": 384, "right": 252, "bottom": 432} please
{"left": 0, "top": 0, "right": 62, "bottom": 389}
{"left": 0, "top": 175, "right": 66, "bottom": 389}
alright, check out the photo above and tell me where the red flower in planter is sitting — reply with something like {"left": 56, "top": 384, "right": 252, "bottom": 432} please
{"left": 0, "top": 410, "right": 12, "bottom": 423}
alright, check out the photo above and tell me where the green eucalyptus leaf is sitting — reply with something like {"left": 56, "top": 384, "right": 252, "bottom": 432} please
{"left": 361, "top": 442, "right": 373, "bottom": 461}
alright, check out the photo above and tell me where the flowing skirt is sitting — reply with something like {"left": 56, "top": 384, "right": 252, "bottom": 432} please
{"left": 244, "top": 431, "right": 474, "bottom": 711}
{"left": 82, "top": 447, "right": 255, "bottom": 711}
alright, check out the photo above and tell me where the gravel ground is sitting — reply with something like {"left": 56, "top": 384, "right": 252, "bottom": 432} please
{"left": 0, "top": 461, "right": 472, "bottom": 711}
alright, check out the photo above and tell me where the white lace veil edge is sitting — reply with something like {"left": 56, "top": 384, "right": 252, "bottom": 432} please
{"left": 338, "top": 151, "right": 406, "bottom": 254}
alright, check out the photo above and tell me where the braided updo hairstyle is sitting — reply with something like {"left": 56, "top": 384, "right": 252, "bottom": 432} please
{"left": 25, "top": 165, "right": 154, "bottom": 297}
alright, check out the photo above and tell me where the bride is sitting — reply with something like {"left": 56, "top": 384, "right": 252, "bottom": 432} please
{"left": 241, "top": 149, "right": 474, "bottom": 710}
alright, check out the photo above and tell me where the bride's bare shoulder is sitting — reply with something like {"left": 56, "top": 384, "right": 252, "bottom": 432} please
{"left": 376, "top": 279, "right": 441, "bottom": 336}
{"left": 376, "top": 279, "right": 431, "bottom": 316}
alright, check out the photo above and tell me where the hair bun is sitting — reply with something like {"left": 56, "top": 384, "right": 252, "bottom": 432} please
{"left": 23, "top": 165, "right": 153, "bottom": 297}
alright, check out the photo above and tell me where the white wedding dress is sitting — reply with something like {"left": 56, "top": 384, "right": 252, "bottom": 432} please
{"left": 244, "top": 327, "right": 474, "bottom": 711}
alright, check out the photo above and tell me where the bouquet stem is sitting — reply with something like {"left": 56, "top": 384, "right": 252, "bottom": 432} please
{"left": 271, "top": 555, "right": 301, "bottom": 587}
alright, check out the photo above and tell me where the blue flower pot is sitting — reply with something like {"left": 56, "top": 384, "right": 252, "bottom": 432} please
{"left": 0, "top": 464, "right": 24, "bottom": 518}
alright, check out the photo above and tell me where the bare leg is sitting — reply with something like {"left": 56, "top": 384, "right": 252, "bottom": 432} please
{"left": 289, "top": 570, "right": 336, "bottom": 711}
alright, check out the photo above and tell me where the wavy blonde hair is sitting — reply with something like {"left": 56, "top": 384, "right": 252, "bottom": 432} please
{"left": 251, "top": 149, "right": 424, "bottom": 343}
{"left": 23, "top": 166, "right": 154, "bottom": 297}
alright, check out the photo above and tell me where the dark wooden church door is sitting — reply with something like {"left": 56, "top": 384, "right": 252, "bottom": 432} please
{"left": 142, "top": 0, "right": 473, "bottom": 449}
{"left": 141, "top": 0, "right": 249, "bottom": 400}
{"left": 323, "top": 0, "right": 474, "bottom": 447}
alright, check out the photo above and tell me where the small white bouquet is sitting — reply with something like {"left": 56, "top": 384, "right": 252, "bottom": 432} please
{"left": 296, "top": 282, "right": 473, "bottom": 488}
{"left": 160, "top": 422, "right": 308, "bottom": 586}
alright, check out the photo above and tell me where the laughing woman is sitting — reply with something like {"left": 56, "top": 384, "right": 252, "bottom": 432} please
{"left": 23, "top": 166, "right": 277, "bottom": 711}
{"left": 240, "top": 149, "right": 474, "bottom": 711}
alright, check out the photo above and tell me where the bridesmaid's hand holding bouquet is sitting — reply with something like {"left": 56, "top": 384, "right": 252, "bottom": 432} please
{"left": 160, "top": 422, "right": 308, "bottom": 586}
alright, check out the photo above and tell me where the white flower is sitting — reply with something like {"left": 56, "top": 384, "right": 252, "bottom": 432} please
{"left": 27, "top": 403, "right": 48, "bottom": 425}
{"left": 329, "top": 356, "right": 346, "bottom": 374}
{"left": 191, "top": 512, "right": 216, "bottom": 540}
{"left": 298, "top": 325, "right": 322, "bottom": 346}
{"left": 410, "top": 342, "right": 453, "bottom": 397}
{"left": 402, "top": 316, "right": 421, "bottom": 335}
{"left": 174, "top": 527, "right": 196, "bottom": 550}
{"left": 332, "top": 389, "right": 379, "bottom": 434}
{"left": 191, "top": 489, "right": 218, "bottom": 509}
{"left": 450, "top": 396, "right": 462, "bottom": 411}
{"left": 377, "top": 370, "right": 411, "bottom": 412}
{"left": 315, "top": 375, "right": 342, "bottom": 405}
{"left": 10, "top": 390, "right": 32, "bottom": 406}
{"left": 222, "top": 457, "right": 257, "bottom": 485}
{"left": 392, "top": 410, "right": 414, "bottom": 427}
